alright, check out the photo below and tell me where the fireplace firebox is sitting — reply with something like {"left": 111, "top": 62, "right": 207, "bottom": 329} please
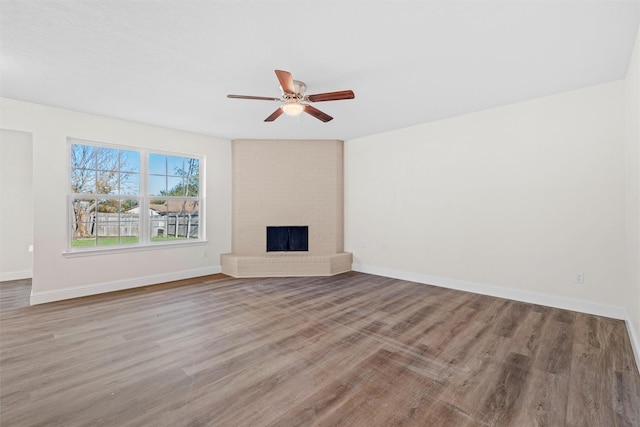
{"left": 267, "top": 226, "right": 308, "bottom": 252}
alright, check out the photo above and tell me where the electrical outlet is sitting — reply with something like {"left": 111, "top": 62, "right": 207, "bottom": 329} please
{"left": 202, "top": 251, "right": 208, "bottom": 258}
{"left": 575, "top": 272, "right": 584, "bottom": 284}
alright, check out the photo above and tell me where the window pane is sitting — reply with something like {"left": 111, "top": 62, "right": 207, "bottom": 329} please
{"left": 148, "top": 175, "right": 166, "bottom": 196}
{"left": 149, "top": 199, "right": 199, "bottom": 241}
{"left": 97, "top": 236, "right": 119, "bottom": 246}
{"left": 120, "top": 173, "right": 140, "bottom": 195}
{"left": 186, "top": 181, "right": 198, "bottom": 197}
{"left": 70, "top": 197, "right": 96, "bottom": 247}
{"left": 97, "top": 171, "right": 119, "bottom": 194}
{"left": 71, "top": 224, "right": 96, "bottom": 247}
{"left": 121, "top": 200, "right": 140, "bottom": 244}
{"left": 73, "top": 170, "right": 96, "bottom": 193}
{"left": 183, "top": 199, "right": 199, "bottom": 214}
{"left": 71, "top": 144, "right": 96, "bottom": 170}
{"left": 150, "top": 217, "right": 167, "bottom": 241}
{"left": 167, "top": 176, "right": 183, "bottom": 195}
{"left": 97, "top": 199, "right": 117, "bottom": 213}
{"left": 184, "top": 158, "right": 199, "bottom": 196}
{"left": 120, "top": 150, "right": 140, "bottom": 173}
{"left": 148, "top": 155, "right": 199, "bottom": 197}
{"left": 167, "top": 156, "right": 183, "bottom": 176}
{"left": 96, "top": 147, "right": 118, "bottom": 170}
{"left": 95, "top": 200, "right": 114, "bottom": 245}
{"left": 172, "top": 200, "right": 199, "bottom": 239}
{"left": 149, "top": 153, "right": 166, "bottom": 175}
{"left": 149, "top": 201, "right": 168, "bottom": 215}
{"left": 184, "top": 158, "right": 199, "bottom": 177}
{"left": 84, "top": 199, "right": 140, "bottom": 246}
{"left": 121, "top": 199, "right": 139, "bottom": 213}
{"left": 162, "top": 214, "right": 186, "bottom": 241}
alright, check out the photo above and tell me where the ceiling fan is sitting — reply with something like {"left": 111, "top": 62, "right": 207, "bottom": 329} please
{"left": 227, "top": 69, "right": 355, "bottom": 122}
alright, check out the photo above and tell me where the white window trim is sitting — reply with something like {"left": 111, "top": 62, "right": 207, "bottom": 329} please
{"left": 62, "top": 239, "right": 209, "bottom": 258}
{"left": 65, "top": 138, "right": 205, "bottom": 255}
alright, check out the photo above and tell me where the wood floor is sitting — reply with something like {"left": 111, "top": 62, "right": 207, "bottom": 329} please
{"left": 1, "top": 272, "right": 639, "bottom": 426}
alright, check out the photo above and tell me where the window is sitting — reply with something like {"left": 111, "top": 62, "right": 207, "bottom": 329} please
{"left": 68, "top": 139, "right": 203, "bottom": 251}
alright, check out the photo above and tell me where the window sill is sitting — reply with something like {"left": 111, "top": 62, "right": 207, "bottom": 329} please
{"left": 62, "top": 240, "right": 208, "bottom": 258}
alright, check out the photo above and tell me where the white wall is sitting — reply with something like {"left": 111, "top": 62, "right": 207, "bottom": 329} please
{"left": 0, "top": 129, "right": 33, "bottom": 281}
{"left": 0, "top": 98, "right": 232, "bottom": 304}
{"left": 345, "top": 81, "right": 627, "bottom": 316}
{"left": 625, "top": 28, "right": 640, "bottom": 360}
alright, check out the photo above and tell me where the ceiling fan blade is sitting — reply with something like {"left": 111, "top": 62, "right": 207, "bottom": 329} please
{"left": 227, "top": 94, "right": 281, "bottom": 101}
{"left": 304, "top": 105, "right": 333, "bottom": 122}
{"left": 275, "top": 69, "right": 296, "bottom": 94}
{"left": 306, "top": 90, "right": 355, "bottom": 102}
{"left": 264, "top": 108, "right": 284, "bottom": 122}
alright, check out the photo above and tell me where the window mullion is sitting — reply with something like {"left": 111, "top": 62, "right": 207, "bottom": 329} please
{"left": 140, "top": 150, "right": 149, "bottom": 244}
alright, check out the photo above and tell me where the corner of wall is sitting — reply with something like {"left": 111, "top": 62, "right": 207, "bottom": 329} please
{"left": 624, "top": 25, "right": 640, "bottom": 375}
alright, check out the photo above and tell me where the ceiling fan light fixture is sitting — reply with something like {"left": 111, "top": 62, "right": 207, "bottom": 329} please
{"left": 282, "top": 101, "right": 305, "bottom": 116}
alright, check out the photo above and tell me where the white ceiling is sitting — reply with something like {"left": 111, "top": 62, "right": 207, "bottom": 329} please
{"left": 1, "top": 1, "right": 639, "bottom": 141}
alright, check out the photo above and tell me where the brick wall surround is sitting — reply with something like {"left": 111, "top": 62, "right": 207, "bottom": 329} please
{"left": 221, "top": 139, "right": 352, "bottom": 277}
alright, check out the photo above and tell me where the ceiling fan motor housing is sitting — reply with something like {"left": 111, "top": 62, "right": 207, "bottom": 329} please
{"left": 281, "top": 80, "right": 306, "bottom": 99}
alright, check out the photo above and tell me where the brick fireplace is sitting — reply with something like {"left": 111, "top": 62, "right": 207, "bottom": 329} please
{"left": 220, "top": 139, "right": 352, "bottom": 277}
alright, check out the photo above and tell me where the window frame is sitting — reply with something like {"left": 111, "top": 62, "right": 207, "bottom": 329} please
{"left": 65, "top": 138, "right": 205, "bottom": 255}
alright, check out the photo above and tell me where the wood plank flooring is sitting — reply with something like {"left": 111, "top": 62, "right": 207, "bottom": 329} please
{"left": 1, "top": 272, "right": 639, "bottom": 426}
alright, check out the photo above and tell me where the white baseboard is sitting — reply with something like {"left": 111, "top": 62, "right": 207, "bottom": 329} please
{"left": 352, "top": 263, "right": 627, "bottom": 320}
{"left": 625, "top": 312, "right": 640, "bottom": 374}
{"left": 0, "top": 270, "right": 32, "bottom": 282}
{"left": 29, "top": 265, "right": 222, "bottom": 305}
